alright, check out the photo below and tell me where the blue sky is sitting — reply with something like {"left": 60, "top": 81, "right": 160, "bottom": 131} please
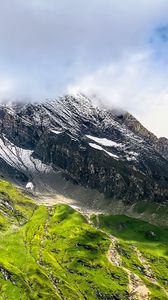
{"left": 0, "top": 0, "right": 168, "bottom": 137}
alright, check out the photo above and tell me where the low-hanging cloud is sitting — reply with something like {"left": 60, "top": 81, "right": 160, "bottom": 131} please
{"left": 68, "top": 49, "right": 168, "bottom": 138}
{"left": 0, "top": 0, "right": 168, "bottom": 136}
{"left": 68, "top": 50, "right": 168, "bottom": 115}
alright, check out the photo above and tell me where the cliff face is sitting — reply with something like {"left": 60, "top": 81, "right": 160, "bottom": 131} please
{"left": 0, "top": 94, "right": 167, "bottom": 203}
{"left": 156, "top": 137, "right": 168, "bottom": 161}
{"left": 116, "top": 112, "right": 168, "bottom": 160}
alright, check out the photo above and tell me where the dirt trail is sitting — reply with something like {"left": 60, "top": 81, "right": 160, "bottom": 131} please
{"left": 108, "top": 235, "right": 150, "bottom": 300}
{"left": 108, "top": 235, "right": 121, "bottom": 267}
{"left": 133, "top": 246, "right": 157, "bottom": 284}
{"left": 127, "top": 270, "right": 149, "bottom": 300}
{"left": 134, "top": 246, "right": 168, "bottom": 297}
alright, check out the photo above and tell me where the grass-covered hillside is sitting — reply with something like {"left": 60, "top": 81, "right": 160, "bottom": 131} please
{"left": 0, "top": 179, "right": 167, "bottom": 299}
{"left": 0, "top": 179, "right": 128, "bottom": 299}
{"left": 92, "top": 214, "right": 168, "bottom": 299}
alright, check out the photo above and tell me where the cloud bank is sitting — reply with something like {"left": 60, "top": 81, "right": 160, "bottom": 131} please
{"left": 0, "top": 0, "right": 168, "bottom": 136}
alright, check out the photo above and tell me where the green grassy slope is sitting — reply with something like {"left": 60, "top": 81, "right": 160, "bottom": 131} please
{"left": 0, "top": 178, "right": 168, "bottom": 299}
{"left": 0, "top": 179, "right": 128, "bottom": 300}
{"left": 92, "top": 214, "right": 168, "bottom": 299}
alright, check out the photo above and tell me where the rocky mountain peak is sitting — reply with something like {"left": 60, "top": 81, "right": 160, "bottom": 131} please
{"left": 0, "top": 93, "right": 167, "bottom": 204}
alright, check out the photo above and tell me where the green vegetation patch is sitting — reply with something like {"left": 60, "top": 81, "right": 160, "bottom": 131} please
{"left": 92, "top": 214, "right": 168, "bottom": 299}
{"left": 0, "top": 178, "right": 168, "bottom": 299}
{"left": 0, "top": 180, "right": 129, "bottom": 299}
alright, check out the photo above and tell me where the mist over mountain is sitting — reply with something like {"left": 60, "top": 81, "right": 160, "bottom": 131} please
{"left": 0, "top": 1, "right": 168, "bottom": 136}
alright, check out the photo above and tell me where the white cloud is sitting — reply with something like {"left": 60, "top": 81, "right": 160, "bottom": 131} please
{"left": 141, "top": 102, "right": 168, "bottom": 138}
{"left": 0, "top": 78, "right": 17, "bottom": 100}
{"left": 68, "top": 49, "right": 168, "bottom": 137}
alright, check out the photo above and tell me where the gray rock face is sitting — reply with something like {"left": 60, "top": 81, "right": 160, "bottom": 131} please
{"left": 156, "top": 137, "right": 168, "bottom": 161}
{"left": 115, "top": 112, "right": 168, "bottom": 160}
{"left": 0, "top": 93, "right": 167, "bottom": 203}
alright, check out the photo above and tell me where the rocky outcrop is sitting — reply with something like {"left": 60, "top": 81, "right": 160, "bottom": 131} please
{"left": 116, "top": 112, "right": 158, "bottom": 143}
{"left": 156, "top": 137, "right": 168, "bottom": 161}
{"left": 116, "top": 112, "right": 168, "bottom": 161}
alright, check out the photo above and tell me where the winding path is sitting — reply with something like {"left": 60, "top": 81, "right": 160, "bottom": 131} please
{"left": 107, "top": 235, "right": 149, "bottom": 300}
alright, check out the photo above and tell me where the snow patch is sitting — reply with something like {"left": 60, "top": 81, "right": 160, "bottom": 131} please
{"left": 86, "top": 135, "right": 122, "bottom": 147}
{"left": 26, "top": 182, "right": 34, "bottom": 190}
{"left": 126, "top": 156, "right": 137, "bottom": 161}
{"left": 87, "top": 136, "right": 139, "bottom": 161}
{"left": 128, "top": 151, "right": 139, "bottom": 157}
{"left": 50, "top": 129, "right": 62, "bottom": 135}
{"left": 89, "top": 143, "right": 119, "bottom": 159}
{"left": 105, "top": 151, "right": 119, "bottom": 159}
{"left": 0, "top": 136, "right": 52, "bottom": 173}
{"left": 89, "top": 143, "right": 104, "bottom": 151}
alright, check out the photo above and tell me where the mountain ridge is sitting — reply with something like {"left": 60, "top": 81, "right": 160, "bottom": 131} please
{"left": 0, "top": 93, "right": 167, "bottom": 206}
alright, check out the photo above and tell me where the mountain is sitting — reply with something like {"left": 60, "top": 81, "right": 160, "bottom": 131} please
{"left": 0, "top": 93, "right": 167, "bottom": 207}
{"left": 0, "top": 94, "right": 168, "bottom": 299}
